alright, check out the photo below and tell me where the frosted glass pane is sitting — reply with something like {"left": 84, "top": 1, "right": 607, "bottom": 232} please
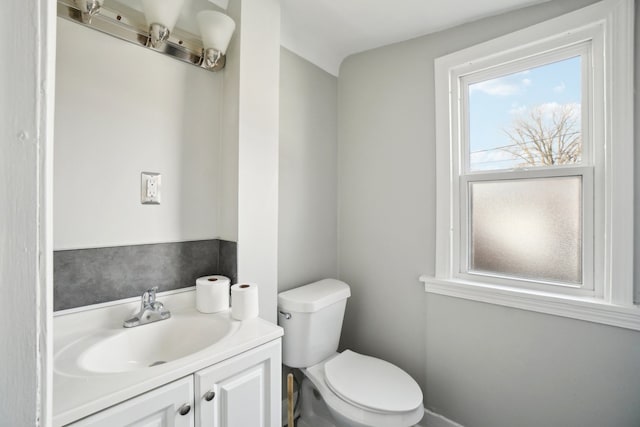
{"left": 470, "top": 177, "right": 582, "bottom": 284}
{"left": 468, "top": 56, "right": 582, "bottom": 171}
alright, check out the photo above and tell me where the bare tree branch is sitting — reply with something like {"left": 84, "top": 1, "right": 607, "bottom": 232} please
{"left": 501, "top": 103, "right": 581, "bottom": 167}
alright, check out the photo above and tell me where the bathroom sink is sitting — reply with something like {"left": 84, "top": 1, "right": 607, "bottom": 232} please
{"left": 56, "top": 312, "right": 237, "bottom": 375}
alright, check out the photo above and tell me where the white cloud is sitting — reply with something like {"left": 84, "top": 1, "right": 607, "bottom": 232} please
{"left": 470, "top": 79, "right": 519, "bottom": 96}
{"left": 507, "top": 102, "right": 582, "bottom": 122}
{"left": 536, "top": 101, "right": 562, "bottom": 115}
{"left": 537, "top": 102, "right": 581, "bottom": 119}
{"left": 469, "top": 75, "right": 532, "bottom": 97}
{"left": 509, "top": 103, "right": 527, "bottom": 116}
{"left": 553, "top": 82, "right": 566, "bottom": 93}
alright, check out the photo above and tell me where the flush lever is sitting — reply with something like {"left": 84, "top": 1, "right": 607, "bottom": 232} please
{"left": 279, "top": 311, "right": 291, "bottom": 320}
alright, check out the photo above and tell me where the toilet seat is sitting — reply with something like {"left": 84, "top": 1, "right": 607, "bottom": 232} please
{"left": 324, "top": 350, "right": 423, "bottom": 414}
{"left": 304, "top": 351, "right": 424, "bottom": 427}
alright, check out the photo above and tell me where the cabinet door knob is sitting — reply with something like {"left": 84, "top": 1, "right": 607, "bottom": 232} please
{"left": 204, "top": 391, "right": 216, "bottom": 401}
{"left": 178, "top": 403, "right": 191, "bottom": 416}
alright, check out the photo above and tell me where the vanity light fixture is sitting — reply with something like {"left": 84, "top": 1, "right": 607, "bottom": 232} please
{"left": 141, "top": 0, "right": 186, "bottom": 48}
{"left": 75, "top": 0, "right": 104, "bottom": 23}
{"left": 197, "top": 10, "right": 236, "bottom": 70}
{"left": 58, "top": 0, "right": 233, "bottom": 72}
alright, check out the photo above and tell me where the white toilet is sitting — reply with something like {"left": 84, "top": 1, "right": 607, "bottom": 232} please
{"left": 278, "top": 279, "right": 423, "bottom": 427}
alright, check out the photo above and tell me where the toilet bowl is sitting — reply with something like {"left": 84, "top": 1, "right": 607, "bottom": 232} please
{"left": 278, "top": 279, "right": 424, "bottom": 427}
{"left": 303, "top": 351, "right": 423, "bottom": 427}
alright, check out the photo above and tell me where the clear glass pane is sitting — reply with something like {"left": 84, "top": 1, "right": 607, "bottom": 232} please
{"left": 468, "top": 56, "right": 582, "bottom": 171}
{"left": 470, "top": 177, "right": 582, "bottom": 284}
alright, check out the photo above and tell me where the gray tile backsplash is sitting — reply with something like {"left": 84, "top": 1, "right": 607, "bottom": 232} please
{"left": 219, "top": 240, "right": 238, "bottom": 285}
{"left": 54, "top": 239, "right": 237, "bottom": 311}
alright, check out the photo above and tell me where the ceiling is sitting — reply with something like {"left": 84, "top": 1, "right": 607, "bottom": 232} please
{"left": 280, "top": 0, "right": 550, "bottom": 76}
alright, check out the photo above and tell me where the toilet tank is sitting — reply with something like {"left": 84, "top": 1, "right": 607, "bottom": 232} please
{"left": 278, "top": 279, "right": 351, "bottom": 368}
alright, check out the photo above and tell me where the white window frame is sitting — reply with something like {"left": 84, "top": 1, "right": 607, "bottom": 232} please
{"left": 457, "top": 39, "right": 596, "bottom": 298}
{"left": 422, "top": 0, "right": 639, "bottom": 330}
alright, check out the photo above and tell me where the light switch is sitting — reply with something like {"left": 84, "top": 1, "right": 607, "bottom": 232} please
{"left": 141, "top": 172, "right": 161, "bottom": 204}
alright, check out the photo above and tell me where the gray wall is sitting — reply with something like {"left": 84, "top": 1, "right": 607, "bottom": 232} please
{"left": 278, "top": 47, "right": 338, "bottom": 292}
{"left": 337, "top": 1, "right": 640, "bottom": 426}
{"left": 278, "top": 47, "right": 338, "bottom": 403}
{"left": 635, "top": 0, "right": 640, "bottom": 304}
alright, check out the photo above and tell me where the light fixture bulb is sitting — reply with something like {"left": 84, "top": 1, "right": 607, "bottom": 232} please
{"left": 141, "top": 0, "right": 186, "bottom": 48}
{"left": 197, "top": 10, "right": 236, "bottom": 69}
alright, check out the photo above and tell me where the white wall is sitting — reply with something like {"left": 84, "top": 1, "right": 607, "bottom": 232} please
{"left": 54, "top": 19, "right": 223, "bottom": 250}
{"left": 218, "top": 0, "right": 241, "bottom": 243}
{"left": 337, "top": 0, "right": 640, "bottom": 426}
{"left": 229, "top": 0, "right": 281, "bottom": 322}
{"left": 278, "top": 47, "right": 338, "bottom": 292}
{"left": 0, "top": 0, "right": 54, "bottom": 425}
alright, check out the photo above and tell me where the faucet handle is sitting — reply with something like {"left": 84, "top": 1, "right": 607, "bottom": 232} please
{"left": 143, "top": 286, "right": 159, "bottom": 306}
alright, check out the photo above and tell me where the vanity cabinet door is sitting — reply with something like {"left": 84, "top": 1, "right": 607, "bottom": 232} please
{"left": 68, "top": 376, "right": 194, "bottom": 427}
{"left": 195, "top": 339, "right": 281, "bottom": 427}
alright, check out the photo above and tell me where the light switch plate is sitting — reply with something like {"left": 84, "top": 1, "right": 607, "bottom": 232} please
{"left": 141, "top": 172, "right": 161, "bottom": 204}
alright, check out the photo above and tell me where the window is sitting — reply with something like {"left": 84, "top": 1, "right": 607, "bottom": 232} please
{"left": 458, "top": 44, "right": 595, "bottom": 298}
{"left": 423, "top": 0, "right": 640, "bottom": 330}
{"left": 468, "top": 55, "right": 584, "bottom": 172}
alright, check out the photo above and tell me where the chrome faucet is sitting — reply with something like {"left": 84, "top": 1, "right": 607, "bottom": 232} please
{"left": 123, "top": 286, "right": 171, "bottom": 328}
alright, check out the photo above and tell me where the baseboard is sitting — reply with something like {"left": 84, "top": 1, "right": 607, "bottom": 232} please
{"left": 281, "top": 391, "right": 300, "bottom": 426}
{"left": 418, "top": 408, "right": 464, "bottom": 427}
{"left": 283, "top": 401, "right": 460, "bottom": 427}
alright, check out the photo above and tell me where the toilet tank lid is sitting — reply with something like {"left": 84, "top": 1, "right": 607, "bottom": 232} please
{"left": 278, "top": 279, "right": 350, "bottom": 313}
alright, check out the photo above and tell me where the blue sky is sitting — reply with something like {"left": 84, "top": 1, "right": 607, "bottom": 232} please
{"left": 468, "top": 56, "right": 582, "bottom": 170}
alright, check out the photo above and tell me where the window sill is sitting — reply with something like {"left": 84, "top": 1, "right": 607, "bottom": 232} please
{"left": 419, "top": 276, "right": 640, "bottom": 331}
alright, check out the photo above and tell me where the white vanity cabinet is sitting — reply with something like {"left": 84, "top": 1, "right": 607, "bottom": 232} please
{"left": 69, "top": 376, "right": 195, "bottom": 427}
{"left": 66, "top": 340, "right": 281, "bottom": 427}
{"left": 195, "top": 339, "right": 281, "bottom": 427}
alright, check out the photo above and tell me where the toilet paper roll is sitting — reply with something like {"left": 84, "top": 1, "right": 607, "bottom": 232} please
{"left": 231, "top": 282, "right": 259, "bottom": 320}
{"left": 196, "top": 275, "right": 230, "bottom": 314}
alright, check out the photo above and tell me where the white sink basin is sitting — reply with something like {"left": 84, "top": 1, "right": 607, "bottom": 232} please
{"left": 53, "top": 291, "right": 284, "bottom": 427}
{"left": 56, "top": 312, "right": 237, "bottom": 375}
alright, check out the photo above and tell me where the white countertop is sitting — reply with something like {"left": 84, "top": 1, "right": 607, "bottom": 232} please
{"left": 53, "top": 289, "right": 283, "bottom": 426}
